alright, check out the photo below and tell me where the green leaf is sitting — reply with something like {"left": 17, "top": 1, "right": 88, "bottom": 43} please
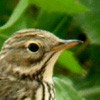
{"left": 0, "top": 15, "right": 31, "bottom": 49}
{"left": 79, "top": 86, "right": 100, "bottom": 98}
{"left": 0, "top": 0, "right": 29, "bottom": 30}
{"left": 30, "top": 0, "right": 88, "bottom": 14}
{"left": 54, "top": 76, "right": 85, "bottom": 100}
{"left": 71, "top": 44, "right": 100, "bottom": 100}
{"left": 35, "top": 11, "right": 64, "bottom": 31}
{"left": 57, "top": 50, "right": 84, "bottom": 74}
{"left": 74, "top": 0, "right": 100, "bottom": 44}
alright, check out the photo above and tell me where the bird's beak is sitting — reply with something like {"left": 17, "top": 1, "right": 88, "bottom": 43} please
{"left": 52, "top": 40, "right": 83, "bottom": 51}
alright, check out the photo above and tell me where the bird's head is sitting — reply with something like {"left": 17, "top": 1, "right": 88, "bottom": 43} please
{"left": 0, "top": 29, "right": 82, "bottom": 83}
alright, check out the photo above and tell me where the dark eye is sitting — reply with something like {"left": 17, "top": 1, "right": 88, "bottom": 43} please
{"left": 28, "top": 43, "right": 39, "bottom": 52}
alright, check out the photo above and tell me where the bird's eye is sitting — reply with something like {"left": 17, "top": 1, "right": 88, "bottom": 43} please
{"left": 28, "top": 43, "right": 39, "bottom": 52}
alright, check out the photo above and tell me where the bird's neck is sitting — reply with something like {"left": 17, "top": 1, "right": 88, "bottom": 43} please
{"left": 41, "top": 51, "right": 61, "bottom": 83}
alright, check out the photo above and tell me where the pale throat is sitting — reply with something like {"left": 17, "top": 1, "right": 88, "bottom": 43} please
{"left": 42, "top": 51, "right": 62, "bottom": 83}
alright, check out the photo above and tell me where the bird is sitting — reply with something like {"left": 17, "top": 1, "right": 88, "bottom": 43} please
{"left": 0, "top": 29, "right": 82, "bottom": 100}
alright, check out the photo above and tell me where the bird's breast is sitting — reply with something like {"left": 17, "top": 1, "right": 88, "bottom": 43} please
{"left": 35, "top": 81, "right": 56, "bottom": 100}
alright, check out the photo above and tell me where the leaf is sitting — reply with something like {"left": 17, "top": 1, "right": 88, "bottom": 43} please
{"left": 74, "top": 0, "right": 100, "bottom": 44}
{"left": 57, "top": 50, "right": 84, "bottom": 74}
{"left": 0, "top": 0, "right": 29, "bottom": 30}
{"left": 35, "top": 11, "right": 64, "bottom": 31}
{"left": 79, "top": 86, "right": 100, "bottom": 98}
{"left": 73, "top": 45, "right": 100, "bottom": 99}
{"left": 30, "top": 0, "right": 88, "bottom": 14}
{"left": 54, "top": 76, "right": 85, "bottom": 100}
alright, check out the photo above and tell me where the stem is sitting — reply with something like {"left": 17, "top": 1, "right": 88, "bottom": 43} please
{"left": 53, "top": 15, "right": 68, "bottom": 34}
{"left": 34, "top": 9, "right": 44, "bottom": 27}
{"left": 79, "top": 86, "right": 100, "bottom": 97}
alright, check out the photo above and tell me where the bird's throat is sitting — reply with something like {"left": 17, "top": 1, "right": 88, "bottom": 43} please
{"left": 41, "top": 51, "right": 62, "bottom": 83}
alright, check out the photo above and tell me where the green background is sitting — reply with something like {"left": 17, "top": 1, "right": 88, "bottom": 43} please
{"left": 0, "top": 0, "right": 100, "bottom": 99}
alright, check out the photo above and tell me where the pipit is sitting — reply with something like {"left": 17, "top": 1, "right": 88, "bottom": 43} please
{"left": 0, "top": 29, "right": 82, "bottom": 100}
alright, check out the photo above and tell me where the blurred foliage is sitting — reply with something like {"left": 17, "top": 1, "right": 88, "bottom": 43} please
{"left": 0, "top": 0, "right": 100, "bottom": 100}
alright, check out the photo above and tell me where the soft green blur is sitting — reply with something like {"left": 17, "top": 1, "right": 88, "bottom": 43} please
{"left": 0, "top": 0, "right": 100, "bottom": 100}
